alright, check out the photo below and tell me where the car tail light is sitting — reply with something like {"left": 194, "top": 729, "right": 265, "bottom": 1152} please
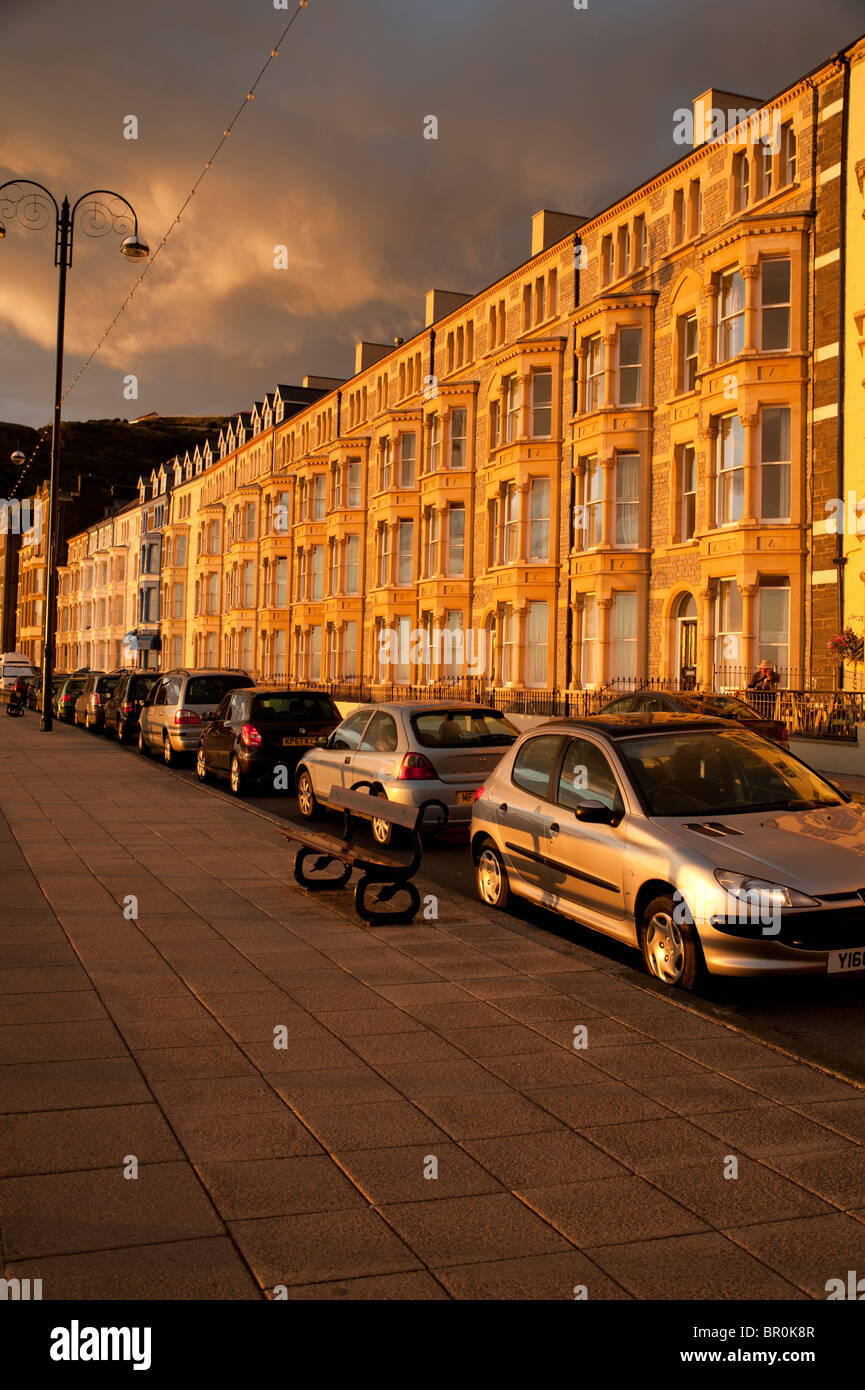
{"left": 473, "top": 785, "right": 485, "bottom": 802}
{"left": 780, "top": 726, "right": 789, "bottom": 748}
{"left": 241, "top": 723, "right": 262, "bottom": 747}
{"left": 121, "top": 701, "right": 133, "bottom": 716}
{"left": 90, "top": 693, "right": 102, "bottom": 708}
{"left": 174, "top": 708, "right": 201, "bottom": 726}
{"left": 62, "top": 694, "right": 72, "bottom": 703}
{"left": 398, "top": 752, "right": 436, "bottom": 781}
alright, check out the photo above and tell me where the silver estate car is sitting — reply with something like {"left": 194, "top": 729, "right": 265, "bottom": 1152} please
{"left": 471, "top": 713, "right": 865, "bottom": 989}
{"left": 296, "top": 701, "right": 519, "bottom": 845}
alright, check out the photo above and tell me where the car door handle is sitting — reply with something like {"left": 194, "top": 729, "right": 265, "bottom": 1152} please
{"left": 344, "top": 756, "right": 351, "bottom": 764}
{"left": 548, "top": 822, "right": 560, "bottom": 839}
{"left": 498, "top": 803, "right": 508, "bottom": 814}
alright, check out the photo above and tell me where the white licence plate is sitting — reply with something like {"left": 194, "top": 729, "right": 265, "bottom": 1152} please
{"left": 827, "top": 948, "right": 865, "bottom": 975}
{"left": 456, "top": 791, "right": 475, "bottom": 805}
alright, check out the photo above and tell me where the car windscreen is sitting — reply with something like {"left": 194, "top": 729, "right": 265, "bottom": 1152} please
{"left": 699, "top": 696, "right": 760, "bottom": 719}
{"left": 186, "top": 676, "right": 251, "bottom": 705}
{"left": 252, "top": 693, "right": 336, "bottom": 722}
{"left": 410, "top": 709, "right": 519, "bottom": 748}
{"left": 618, "top": 728, "right": 845, "bottom": 817}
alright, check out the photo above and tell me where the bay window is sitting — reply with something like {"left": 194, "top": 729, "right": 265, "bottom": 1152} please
{"left": 759, "top": 406, "right": 791, "bottom": 521}
{"left": 716, "top": 414, "right": 745, "bottom": 525}
{"left": 614, "top": 453, "right": 639, "bottom": 546}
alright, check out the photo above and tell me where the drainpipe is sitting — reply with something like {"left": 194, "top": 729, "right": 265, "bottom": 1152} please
{"left": 833, "top": 56, "right": 851, "bottom": 688}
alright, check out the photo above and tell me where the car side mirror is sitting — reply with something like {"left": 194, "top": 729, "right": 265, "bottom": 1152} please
{"left": 574, "top": 800, "right": 617, "bottom": 825}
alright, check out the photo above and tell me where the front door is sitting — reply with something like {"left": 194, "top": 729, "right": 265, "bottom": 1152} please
{"left": 545, "top": 735, "right": 626, "bottom": 925}
{"left": 678, "top": 618, "right": 698, "bottom": 690}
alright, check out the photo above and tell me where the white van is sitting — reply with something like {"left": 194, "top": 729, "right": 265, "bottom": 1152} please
{"left": 0, "top": 652, "right": 38, "bottom": 690}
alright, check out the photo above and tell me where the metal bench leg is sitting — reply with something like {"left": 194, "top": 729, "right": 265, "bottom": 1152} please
{"left": 294, "top": 848, "right": 352, "bottom": 891}
{"left": 354, "top": 875, "right": 421, "bottom": 926}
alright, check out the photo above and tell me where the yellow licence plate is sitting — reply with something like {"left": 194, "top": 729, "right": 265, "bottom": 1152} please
{"left": 456, "top": 791, "right": 475, "bottom": 804}
{"left": 282, "top": 736, "right": 312, "bottom": 746}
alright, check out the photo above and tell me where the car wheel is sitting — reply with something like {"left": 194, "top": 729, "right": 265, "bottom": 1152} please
{"left": 162, "top": 733, "right": 177, "bottom": 767}
{"left": 639, "top": 893, "right": 700, "bottom": 991}
{"left": 195, "top": 746, "right": 212, "bottom": 783}
{"left": 476, "top": 841, "right": 510, "bottom": 910}
{"left": 229, "top": 755, "right": 246, "bottom": 797}
{"left": 371, "top": 808, "right": 394, "bottom": 847}
{"left": 138, "top": 728, "right": 150, "bottom": 756}
{"left": 296, "top": 769, "right": 321, "bottom": 820}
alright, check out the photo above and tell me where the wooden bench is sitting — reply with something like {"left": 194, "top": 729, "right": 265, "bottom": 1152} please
{"left": 277, "top": 782, "right": 424, "bottom": 926}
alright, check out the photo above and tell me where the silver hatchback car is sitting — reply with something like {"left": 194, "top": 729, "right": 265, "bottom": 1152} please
{"left": 296, "top": 701, "right": 519, "bottom": 844}
{"left": 471, "top": 713, "right": 865, "bottom": 989}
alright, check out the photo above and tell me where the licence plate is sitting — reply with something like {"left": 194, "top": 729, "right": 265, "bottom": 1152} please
{"left": 456, "top": 790, "right": 476, "bottom": 804}
{"left": 827, "top": 949, "right": 865, "bottom": 975}
{"left": 282, "top": 735, "right": 313, "bottom": 746}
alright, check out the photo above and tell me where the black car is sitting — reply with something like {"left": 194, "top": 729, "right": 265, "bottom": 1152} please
{"left": 195, "top": 687, "right": 341, "bottom": 796}
{"left": 103, "top": 670, "right": 159, "bottom": 742}
{"left": 74, "top": 671, "right": 123, "bottom": 730}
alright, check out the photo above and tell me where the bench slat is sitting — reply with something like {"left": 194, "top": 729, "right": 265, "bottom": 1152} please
{"left": 277, "top": 825, "right": 411, "bottom": 872}
{"left": 330, "top": 786, "right": 420, "bottom": 828}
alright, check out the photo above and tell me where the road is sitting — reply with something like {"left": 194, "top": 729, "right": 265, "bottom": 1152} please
{"left": 118, "top": 738, "right": 865, "bottom": 1087}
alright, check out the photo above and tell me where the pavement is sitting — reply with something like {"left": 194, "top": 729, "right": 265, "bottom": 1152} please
{"left": 2, "top": 717, "right": 865, "bottom": 1301}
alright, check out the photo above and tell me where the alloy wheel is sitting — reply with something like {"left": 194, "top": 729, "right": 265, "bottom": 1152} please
{"left": 644, "top": 911, "right": 686, "bottom": 985}
{"left": 478, "top": 846, "right": 506, "bottom": 907}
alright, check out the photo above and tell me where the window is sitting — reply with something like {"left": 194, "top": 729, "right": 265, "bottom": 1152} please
{"left": 172, "top": 582, "right": 184, "bottom": 620}
{"left": 331, "top": 462, "right": 341, "bottom": 509}
{"left": 398, "top": 520, "right": 414, "bottom": 585}
{"left": 429, "top": 415, "right": 442, "bottom": 471}
{"left": 380, "top": 440, "right": 391, "bottom": 492}
{"left": 557, "top": 738, "right": 623, "bottom": 815}
{"left": 585, "top": 336, "right": 604, "bottom": 412}
{"left": 348, "top": 461, "right": 362, "bottom": 507}
{"left": 715, "top": 578, "right": 743, "bottom": 675}
{"left": 343, "top": 621, "right": 357, "bottom": 680}
{"left": 400, "top": 433, "right": 416, "bottom": 486}
{"left": 681, "top": 313, "right": 698, "bottom": 393}
{"left": 733, "top": 151, "right": 750, "bottom": 211}
{"left": 758, "top": 578, "right": 790, "bottom": 675}
{"left": 760, "top": 406, "right": 791, "bottom": 521}
{"left": 529, "top": 478, "right": 550, "bottom": 561}
{"left": 616, "top": 224, "right": 630, "bottom": 278}
{"left": 425, "top": 509, "right": 440, "bottom": 577}
{"left": 716, "top": 414, "right": 745, "bottom": 525}
{"left": 757, "top": 139, "right": 772, "bottom": 199}
{"left": 611, "top": 593, "right": 638, "bottom": 681}
{"left": 688, "top": 179, "right": 701, "bottom": 237}
{"left": 207, "top": 573, "right": 219, "bottom": 613}
{"left": 275, "top": 557, "right": 287, "bottom": 607}
{"left": 525, "top": 602, "right": 548, "bottom": 687}
{"left": 617, "top": 327, "right": 642, "bottom": 405}
{"left": 505, "top": 376, "right": 520, "bottom": 442}
{"left": 678, "top": 444, "right": 697, "bottom": 541}
{"left": 447, "top": 506, "right": 464, "bottom": 578}
{"left": 512, "top": 734, "right": 562, "bottom": 798}
{"left": 360, "top": 711, "right": 399, "bottom": 752}
{"left": 717, "top": 269, "right": 745, "bottom": 360}
{"left": 345, "top": 535, "right": 359, "bottom": 594}
{"left": 309, "top": 626, "right": 322, "bottom": 682}
{"left": 614, "top": 454, "right": 639, "bottom": 546}
{"left": 240, "top": 628, "right": 253, "bottom": 671}
{"left": 443, "top": 610, "right": 463, "bottom": 680}
{"left": 582, "top": 457, "right": 602, "bottom": 548}
{"left": 313, "top": 475, "right": 326, "bottom": 520}
{"left": 503, "top": 483, "right": 519, "bottom": 563}
{"left": 501, "top": 604, "right": 518, "bottom": 684}
{"left": 450, "top": 409, "right": 467, "bottom": 469}
{"left": 780, "top": 123, "right": 797, "bottom": 185}
{"left": 174, "top": 536, "right": 186, "bottom": 567}
{"left": 760, "top": 258, "right": 791, "bottom": 351}
{"left": 633, "top": 214, "right": 647, "bottom": 267}
{"left": 377, "top": 525, "right": 391, "bottom": 588}
{"left": 171, "top": 635, "right": 182, "bottom": 667}
{"left": 242, "top": 561, "right": 255, "bottom": 607}
{"left": 580, "top": 596, "right": 600, "bottom": 685}
{"left": 311, "top": 545, "right": 324, "bottom": 600}
{"left": 531, "top": 369, "right": 552, "bottom": 437}
{"left": 489, "top": 399, "right": 500, "bottom": 450}
{"left": 601, "top": 234, "right": 614, "bottom": 285}
{"left": 672, "top": 188, "right": 685, "bottom": 245}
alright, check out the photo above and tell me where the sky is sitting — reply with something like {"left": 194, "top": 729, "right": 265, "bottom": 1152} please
{"left": 1, "top": 0, "right": 863, "bottom": 428}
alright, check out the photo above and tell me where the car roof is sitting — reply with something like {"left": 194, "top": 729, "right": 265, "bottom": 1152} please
{"left": 535, "top": 713, "right": 730, "bottom": 739}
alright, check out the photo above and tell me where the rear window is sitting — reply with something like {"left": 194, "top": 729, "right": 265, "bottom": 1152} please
{"left": 132, "top": 675, "right": 157, "bottom": 698}
{"left": 64, "top": 680, "right": 87, "bottom": 696}
{"left": 411, "top": 709, "right": 519, "bottom": 748}
{"left": 97, "top": 675, "right": 121, "bottom": 694}
{"left": 186, "top": 676, "right": 252, "bottom": 705}
{"left": 252, "top": 693, "right": 336, "bottom": 721}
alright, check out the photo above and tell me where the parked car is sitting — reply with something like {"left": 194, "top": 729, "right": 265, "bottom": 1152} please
{"left": 138, "top": 669, "right": 254, "bottom": 765}
{"left": 471, "top": 711, "right": 865, "bottom": 989}
{"left": 601, "top": 688, "right": 788, "bottom": 747}
{"left": 103, "top": 670, "right": 159, "bottom": 742}
{"left": 74, "top": 671, "right": 123, "bottom": 730}
{"left": 296, "top": 701, "right": 520, "bottom": 845}
{"left": 195, "top": 687, "right": 340, "bottom": 795}
{"left": 53, "top": 673, "right": 90, "bottom": 722}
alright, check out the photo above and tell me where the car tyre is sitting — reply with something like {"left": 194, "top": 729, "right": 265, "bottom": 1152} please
{"left": 476, "top": 841, "right": 510, "bottom": 911}
{"left": 229, "top": 755, "right": 246, "bottom": 797}
{"left": 162, "top": 732, "right": 178, "bottom": 767}
{"left": 138, "top": 728, "right": 150, "bottom": 756}
{"left": 195, "top": 746, "right": 212, "bottom": 783}
{"left": 296, "top": 769, "right": 321, "bottom": 820}
{"left": 639, "top": 893, "right": 701, "bottom": 991}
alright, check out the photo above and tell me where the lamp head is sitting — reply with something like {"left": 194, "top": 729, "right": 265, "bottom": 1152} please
{"left": 11, "top": 450, "right": 25, "bottom": 465}
{"left": 120, "top": 234, "right": 149, "bottom": 261}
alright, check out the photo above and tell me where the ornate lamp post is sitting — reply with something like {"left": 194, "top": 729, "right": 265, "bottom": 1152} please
{"left": 0, "top": 181, "right": 149, "bottom": 729}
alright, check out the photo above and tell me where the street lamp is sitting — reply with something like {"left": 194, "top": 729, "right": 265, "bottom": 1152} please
{"left": 0, "top": 180, "right": 149, "bottom": 730}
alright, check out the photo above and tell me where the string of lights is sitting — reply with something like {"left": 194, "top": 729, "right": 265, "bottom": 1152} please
{"left": 6, "top": 0, "right": 310, "bottom": 501}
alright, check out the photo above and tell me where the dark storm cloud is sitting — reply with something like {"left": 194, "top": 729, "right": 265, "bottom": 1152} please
{"left": 0, "top": 0, "right": 862, "bottom": 426}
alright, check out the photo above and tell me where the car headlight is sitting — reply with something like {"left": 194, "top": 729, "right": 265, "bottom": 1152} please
{"left": 714, "top": 869, "right": 818, "bottom": 911}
